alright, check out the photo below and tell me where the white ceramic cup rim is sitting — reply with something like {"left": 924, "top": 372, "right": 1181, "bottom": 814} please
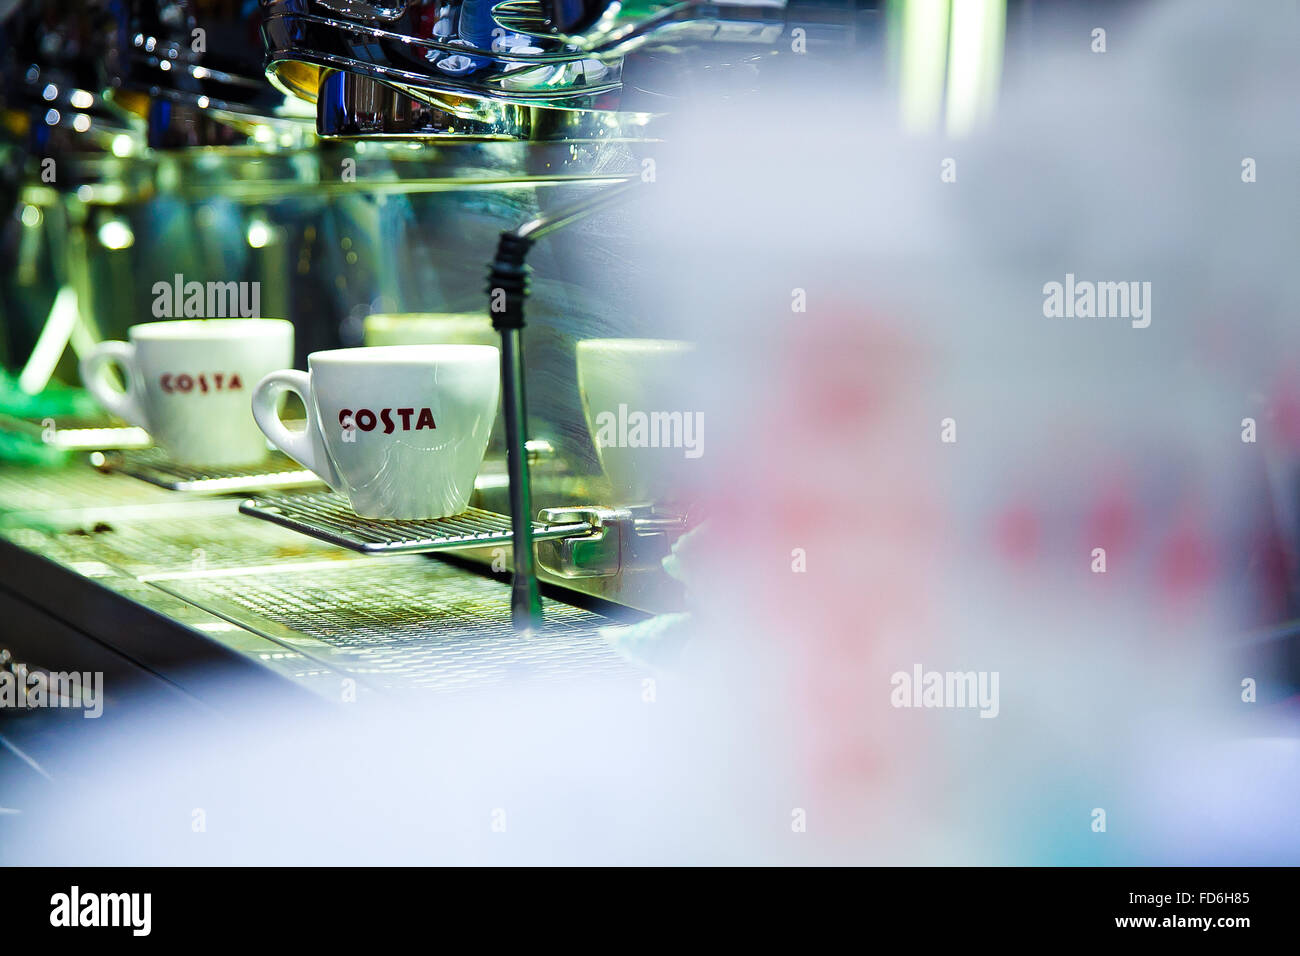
{"left": 128, "top": 318, "right": 293, "bottom": 341}
{"left": 307, "top": 344, "right": 500, "bottom": 367}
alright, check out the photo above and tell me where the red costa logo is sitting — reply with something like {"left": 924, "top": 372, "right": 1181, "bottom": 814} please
{"left": 339, "top": 407, "right": 436, "bottom": 434}
{"left": 160, "top": 372, "right": 244, "bottom": 393}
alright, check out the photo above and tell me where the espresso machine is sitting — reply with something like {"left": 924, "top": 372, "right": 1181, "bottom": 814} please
{"left": 248, "top": 0, "right": 881, "bottom": 626}
{"left": 0, "top": 0, "right": 880, "bottom": 735}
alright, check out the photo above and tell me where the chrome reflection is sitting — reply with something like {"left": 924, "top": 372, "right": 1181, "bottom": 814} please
{"left": 261, "top": 0, "right": 623, "bottom": 111}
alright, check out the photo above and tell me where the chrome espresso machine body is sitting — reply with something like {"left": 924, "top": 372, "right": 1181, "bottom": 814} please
{"left": 249, "top": 0, "right": 880, "bottom": 624}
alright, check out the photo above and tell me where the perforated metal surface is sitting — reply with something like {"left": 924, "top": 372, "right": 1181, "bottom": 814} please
{"left": 105, "top": 448, "right": 323, "bottom": 494}
{"left": 240, "top": 491, "right": 592, "bottom": 555}
{"left": 0, "top": 413, "right": 150, "bottom": 451}
{"left": 51, "top": 507, "right": 358, "bottom": 577}
{"left": 0, "top": 465, "right": 178, "bottom": 514}
{"left": 159, "top": 558, "right": 639, "bottom": 692}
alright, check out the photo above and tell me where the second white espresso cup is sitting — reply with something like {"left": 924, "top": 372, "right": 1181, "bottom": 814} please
{"left": 576, "top": 338, "right": 700, "bottom": 505}
{"left": 79, "top": 318, "right": 294, "bottom": 467}
{"left": 251, "top": 345, "right": 500, "bottom": 520}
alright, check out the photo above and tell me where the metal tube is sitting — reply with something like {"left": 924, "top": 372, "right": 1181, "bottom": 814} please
{"left": 514, "top": 179, "right": 639, "bottom": 242}
{"left": 500, "top": 326, "right": 542, "bottom": 629}
{"left": 494, "top": 178, "right": 640, "bottom": 632}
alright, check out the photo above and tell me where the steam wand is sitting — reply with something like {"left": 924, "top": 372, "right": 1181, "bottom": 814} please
{"left": 488, "top": 179, "right": 641, "bottom": 630}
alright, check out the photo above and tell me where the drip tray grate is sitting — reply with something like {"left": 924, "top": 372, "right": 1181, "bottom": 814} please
{"left": 156, "top": 558, "right": 638, "bottom": 692}
{"left": 0, "top": 412, "right": 150, "bottom": 451}
{"left": 239, "top": 491, "right": 592, "bottom": 556}
{"left": 100, "top": 448, "right": 324, "bottom": 494}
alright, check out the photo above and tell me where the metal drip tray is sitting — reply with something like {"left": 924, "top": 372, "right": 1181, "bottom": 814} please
{"left": 154, "top": 558, "right": 639, "bottom": 693}
{"left": 240, "top": 491, "right": 592, "bottom": 556}
{"left": 98, "top": 449, "right": 324, "bottom": 494}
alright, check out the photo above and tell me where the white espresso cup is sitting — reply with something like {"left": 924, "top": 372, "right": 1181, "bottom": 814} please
{"left": 251, "top": 345, "right": 500, "bottom": 520}
{"left": 80, "top": 319, "right": 293, "bottom": 467}
{"left": 576, "top": 338, "right": 701, "bottom": 506}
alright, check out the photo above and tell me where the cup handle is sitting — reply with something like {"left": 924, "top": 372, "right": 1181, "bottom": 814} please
{"left": 79, "top": 341, "right": 148, "bottom": 430}
{"left": 251, "top": 370, "right": 340, "bottom": 489}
